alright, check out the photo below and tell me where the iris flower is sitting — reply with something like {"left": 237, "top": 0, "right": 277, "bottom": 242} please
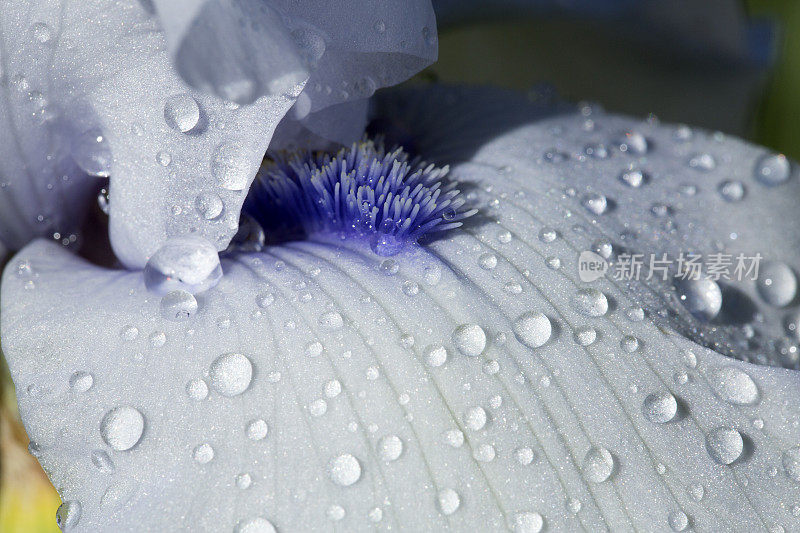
{"left": 2, "top": 1, "right": 800, "bottom": 532}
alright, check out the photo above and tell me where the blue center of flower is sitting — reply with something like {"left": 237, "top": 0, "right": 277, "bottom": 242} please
{"left": 244, "top": 140, "right": 476, "bottom": 256}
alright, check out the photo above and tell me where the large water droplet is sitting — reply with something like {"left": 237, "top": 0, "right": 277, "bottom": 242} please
{"left": 56, "top": 500, "right": 82, "bottom": 531}
{"left": 705, "top": 427, "right": 744, "bottom": 465}
{"left": 675, "top": 278, "right": 722, "bottom": 321}
{"left": 513, "top": 311, "right": 552, "bottom": 348}
{"left": 164, "top": 94, "right": 200, "bottom": 132}
{"left": 144, "top": 235, "right": 222, "bottom": 295}
{"left": 209, "top": 353, "right": 253, "bottom": 397}
{"left": 709, "top": 367, "right": 759, "bottom": 405}
{"left": 453, "top": 324, "right": 486, "bottom": 356}
{"left": 377, "top": 435, "right": 403, "bottom": 462}
{"left": 782, "top": 447, "right": 800, "bottom": 482}
{"left": 437, "top": 488, "right": 461, "bottom": 515}
{"left": 756, "top": 261, "right": 797, "bottom": 307}
{"left": 160, "top": 290, "right": 198, "bottom": 321}
{"left": 329, "top": 454, "right": 361, "bottom": 486}
{"left": 642, "top": 392, "right": 678, "bottom": 423}
{"left": 71, "top": 129, "right": 112, "bottom": 177}
{"left": 212, "top": 142, "right": 250, "bottom": 190}
{"left": 755, "top": 153, "right": 791, "bottom": 186}
{"left": 572, "top": 289, "right": 609, "bottom": 317}
{"left": 582, "top": 446, "right": 614, "bottom": 482}
{"left": 100, "top": 406, "right": 144, "bottom": 451}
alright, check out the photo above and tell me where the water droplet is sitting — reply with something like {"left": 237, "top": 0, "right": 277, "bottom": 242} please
{"left": 209, "top": 353, "right": 253, "bottom": 397}
{"left": 144, "top": 235, "right": 222, "bottom": 295}
{"left": 186, "top": 378, "right": 208, "bottom": 400}
{"left": 574, "top": 326, "right": 597, "bottom": 346}
{"left": 160, "top": 290, "right": 198, "bottom": 321}
{"left": 235, "top": 473, "right": 252, "bottom": 490}
{"left": 329, "top": 454, "right": 361, "bottom": 486}
{"left": 309, "top": 399, "right": 328, "bottom": 417}
{"left": 324, "top": 379, "right": 342, "bottom": 398}
{"left": 195, "top": 193, "right": 223, "bottom": 220}
{"left": 675, "top": 278, "right": 722, "bottom": 321}
{"left": 513, "top": 311, "right": 552, "bottom": 348}
{"left": 620, "top": 335, "right": 639, "bottom": 352}
{"left": 164, "top": 94, "right": 200, "bottom": 132}
{"left": 642, "top": 392, "right": 678, "bottom": 423}
{"left": 515, "top": 447, "right": 535, "bottom": 465}
{"left": 377, "top": 435, "right": 403, "bottom": 461}
{"left": 572, "top": 289, "right": 608, "bottom": 317}
{"left": 539, "top": 227, "right": 558, "bottom": 242}
{"left": 688, "top": 153, "right": 716, "bottom": 171}
{"left": 705, "top": 427, "right": 744, "bottom": 465}
{"left": 617, "top": 130, "right": 648, "bottom": 154}
{"left": 782, "top": 446, "right": 800, "bottom": 482}
{"left": 193, "top": 443, "right": 214, "bottom": 463}
{"left": 453, "top": 324, "right": 486, "bottom": 356}
{"left": 425, "top": 345, "right": 448, "bottom": 367}
{"left": 755, "top": 153, "right": 791, "bottom": 186}
{"left": 234, "top": 517, "right": 276, "bottom": 533}
{"left": 687, "top": 482, "right": 705, "bottom": 501}
{"left": 513, "top": 511, "right": 544, "bottom": 533}
{"left": 56, "top": 500, "right": 81, "bottom": 531}
{"left": 69, "top": 371, "right": 93, "bottom": 392}
{"left": 465, "top": 406, "right": 487, "bottom": 430}
{"left": 246, "top": 419, "right": 268, "bottom": 441}
{"left": 668, "top": 510, "right": 689, "bottom": 531}
{"left": 443, "top": 429, "right": 465, "bottom": 447}
{"left": 718, "top": 180, "right": 745, "bottom": 202}
{"left": 100, "top": 406, "right": 144, "bottom": 451}
{"left": 582, "top": 446, "right": 614, "bottom": 483}
{"left": 437, "top": 488, "right": 460, "bottom": 515}
{"left": 709, "top": 367, "right": 759, "bottom": 405}
{"left": 479, "top": 253, "right": 498, "bottom": 270}
{"left": 319, "top": 311, "right": 344, "bottom": 329}
{"left": 212, "top": 142, "right": 250, "bottom": 190}
{"left": 757, "top": 261, "right": 797, "bottom": 307}
{"left": 619, "top": 169, "right": 645, "bottom": 188}
{"left": 474, "top": 443, "right": 496, "bottom": 462}
{"left": 71, "top": 129, "right": 112, "bottom": 177}
{"left": 582, "top": 193, "right": 608, "bottom": 215}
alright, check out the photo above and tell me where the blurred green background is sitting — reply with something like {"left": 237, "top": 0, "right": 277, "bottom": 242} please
{"left": 1, "top": 1, "right": 798, "bottom": 531}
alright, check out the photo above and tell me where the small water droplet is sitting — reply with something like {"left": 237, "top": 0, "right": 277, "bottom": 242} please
{"left": 782, "top": 446, "right": 800, "bottom": 482}
{"left": 69, "top": 371, "right": 93, "bottom": 392}
{"left": 675, "top": 278, "right": 722, "bottom": 321}
{"left": 377, "top": 435, "right": 403, "bottom": 462}
{"left": 164, "top": 93, "right": 200, "bottom": 132}
{"left": 329, "top": 454, "right": 361, "bottom": 486}
{"left": 573, "top": 326, "right": 597, "bottom": 346}
{"left": 453, "top": 324, "right": 486, "bottom": 356}
{"left": 582, "top": 446, "right": 614, "bottom": 482}
{"left": 194, "top": 193, "right": 223, "bottom": 220}
{"left": 246, "top": 419, "right": 268, "bottom": 441}
{"left": 160, "top": 290, "right": 198, "bottom": 321}
{"left": 319, "top": 311, "right": 344, "bottom": 329}
{"left": 208, "top": 353, "right": 253, "bottom": 397}
{"left": 705, "top": 427, "right": 744, "bottom": 465}
{"left": 513, "top": 511, "right": 544, "bottom": 533}
{"left": 668, "top": 510, "right": 689, "bottom": 531}
{"left": 193, "top": 443, "right": 214, "bottom": 463}
{"left": 688, "top": 153, "right": 716, "bottom": 171}
{"left": 437, "top": 488, "right": 461, "bottom": 515}
{"left": 100, "top": 406, "right": 144, "bottom": 451}
{"left": 582, "top": 193, "right": 608, "bottom": 215}
{"left": 642, "top": 392, "right": 678, "bottom": 423}
{"left": 479, "top": 253, "right": 498, "bottom": 270}
{"left": 756, "top": 261, "right": 797, "bottom": 307}
{"left": 56, "top": 500, "right": 81, "bottom": 531}
{"left": 31, "top": 22, "right": 53, "bottom": 44}
{"left": 71, "top": 129, "right": 111, "bottom": 177}
{"left": 513, "top": 311, "right": 552, "bottom": 348}
{"left": 425, "top": 345, "right": 448, "bottom": 367}
{"left": 186, "top": 378, "right": 208, "bottom": 400}
{"left": 755, "top": 153, "right": 791, "bottom": 186}
{"left": 212, "top": 142, "right": 250, "bottom": 190}
{"left": 718, "top": 180, "right": 745, "bottom": 202}
{"left": 465, "top": 406, "right": 487, "bottom": 430}
{"left": 572, "top": 289, "right": 608, "bottom": 317}
{"left": 515, "top": 447, "right": 535, "bottom": 465}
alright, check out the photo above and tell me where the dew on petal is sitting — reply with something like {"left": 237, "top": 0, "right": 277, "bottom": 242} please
{"left": 465, "top": 406, "right": 488, "bottom": 430}
{"left": 160, "top": 290, "right": 198, "bottom": 321}
{"left": 583, "top": 446, "right": 614, "bottom": 483}
{"left": 212, "top": 142, "right": 250, "bottom": 190}
{"left": 144, "top": 236, "right": 222, "bottom": 295}
{"left": 193, "top": 443, "right": 214, "bottom": 464}
{"left": 513, "top": 311, "right": 552, "bottom": 348}
{"left": 246, "top": 419, "right": 268, "bottom": 441}
{"left": 453, "top": 324, "right": 486, "bottom": 356}
{"left": 705, "top": 427, "right": 744, "bottom": 465}
{"left": 572, "top": 289, "right": 609, "bottom": 317}
{"left": 164, "top": 93, "right": 200, "bottom": 133}
{"left": 709, "top": 367, "right": 759, "bottom": 405}
{"left": 71, "top": 129, "right": 111, "bottom": 177}
{"left": 755, "top": 153, "right": 791, "bottom": 186}
{"left": 642, "top": 392, "right": 678, "bottom": 423}
{"left": 513, "top": 511, "right": 544, "bottom": 533}
{"left": 782, "top": 447, "right": 800, "bottom": 482}
{"left": 56, "top": 500, "right": 82, "bottom": 532}
{"left": 69, "top": 371, "right": 94, "bottom": 392}
{"left": 756, "top": 261, "right": 797, "bottom": 307}
{"left": 437, "top": 488, "right": 461, "bottom": 515}
{"left": 234, "top": 517, "right": 276, "bottom": 533}
{"left": 328, "top": 454, "right": 361, "bottom": 486}
{"left": 377, "top": 435, "right": 403, "bottom": 462}
{"left": 100, "top": 406, "right": 144, "bottom": 451}
{"left": 208, "top": 353, "right": 253, "bottom": 397}
{"left": 425, "top": 345, "right": 448, "bottom": 367}
{"left": 675, "top": 278, "right": 722, "bottom": 321}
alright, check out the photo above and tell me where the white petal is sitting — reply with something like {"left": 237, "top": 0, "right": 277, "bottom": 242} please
{"left": 0, "top": 0, "right": 301, "bottom": 266}
{"left": 151, "top": 0, "right": 438, "bottom": 107}
{"left": 6, "top": 90, "right": 800, "bottom": 531}
{"left": 269, "top": 98, "right": 369, "bottom": 152}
